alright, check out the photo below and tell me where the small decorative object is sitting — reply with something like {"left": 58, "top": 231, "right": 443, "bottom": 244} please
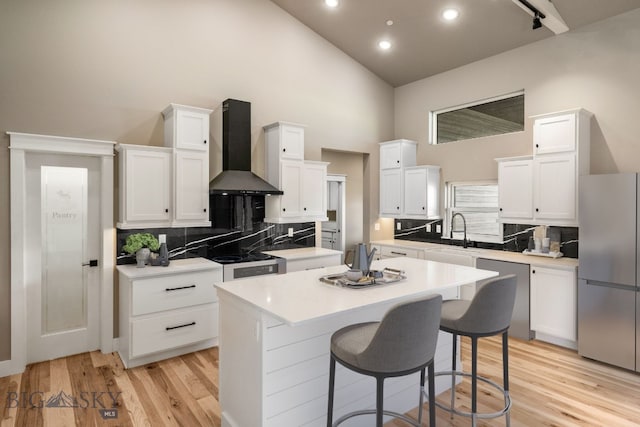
{"left": 122, "top": 233, "right": 160, "bottom": 268}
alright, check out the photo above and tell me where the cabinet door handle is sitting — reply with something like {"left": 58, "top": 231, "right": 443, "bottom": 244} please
{"left": 535, "top": 208, "right": 539, "bottom": 212}
{"left": 303, "top": 207, "right": 307, "bottom": 211}
{"left": 283, "top": 148, "right": 286, "bottom": 152}
{"left": 165, "top": 321, "right": 196, "bottom": 331}
{"left": 165, "top": 208, "right": 169, "bottom": 213}
{"left": 396, "top": 160, "right": 400, "bottom": 164}
{"left": 283, "top": 208, "right": 286, "bottom": 212}
{"left": 203, "top": 208, "right": 207, "bottom": 212}
{"left": 422, "top": 206, "right": 425, "bottom": 210}
{"left": 396, "top": 206, "right": 400, "bottom": 210}
{"left": 391, "top": 251, "right": 407, "bottom": 256}
{"left": 165, "top": 284, "right": 196, "bottom": 292}
{"left": 535, "top": 144, "right": 539, "bottom": 148}
{"left": 532, "top": 269, "right": 536, "bottom": 274}
{"left": 204, "top": 139, "right": 207, "bottom": 144}
{"left": 499, "top": 208, "right": 503, "bottom": 211}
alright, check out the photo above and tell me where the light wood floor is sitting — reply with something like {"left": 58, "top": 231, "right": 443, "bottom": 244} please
{"left": 1, "top": 337, "right": 640, "bottom": 426}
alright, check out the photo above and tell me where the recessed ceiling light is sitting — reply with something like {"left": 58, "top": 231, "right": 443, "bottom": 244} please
{"left": 325, "top": 0, "right": 339, "bottom": 8}
{"left": 442, "top": 8, "right": 459, "bottom": 21}
{"left": 386, "top": 20, "right": 394, "bottom": 26}
{"left": 378, "top": 40, "right": 392, "bottom": 50}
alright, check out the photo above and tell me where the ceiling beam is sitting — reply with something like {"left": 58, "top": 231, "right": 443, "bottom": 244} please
{"left": 512, "top": 0, "right": 569, "bottom": 34}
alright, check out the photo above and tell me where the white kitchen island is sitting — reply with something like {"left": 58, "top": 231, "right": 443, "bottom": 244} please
{"left": 214, "top": 257, "right": 498, "bottom": 427}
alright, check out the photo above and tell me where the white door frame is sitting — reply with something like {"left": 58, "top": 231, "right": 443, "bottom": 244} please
{"left": 2, "top": 132, "right": 115, "bottom": 377}
{"left": 326, "top": 174, "right": 346, "bottom": 256}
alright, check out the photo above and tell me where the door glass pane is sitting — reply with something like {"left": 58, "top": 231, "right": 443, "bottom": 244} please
{"left": 41, "top": 166, "right": 88, "bottom": 334}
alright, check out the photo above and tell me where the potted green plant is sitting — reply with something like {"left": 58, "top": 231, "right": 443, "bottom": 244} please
{"left": 122, "top": 233, "right": 160, "bottom": 268}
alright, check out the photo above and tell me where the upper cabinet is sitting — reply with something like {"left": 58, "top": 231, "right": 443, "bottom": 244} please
{"left": 497, "top": 109, "right": 591, "bottom": 226}
{"left": 403, "top": 166, "right": 441, "bottom": 219}
{"left": 162, "top": 103, "right": 211, "bottom": 151}
{"left": 379, "top": 139, "right": 417, "bottom": 218}
{"left": 117, "top": 104, "right": 212, "bottom": 229}
{"left": 264, "top": 122, "right": 328, "bottom": 223}
{"left": 117, "top": 144, "right": 172, "bottom": 229}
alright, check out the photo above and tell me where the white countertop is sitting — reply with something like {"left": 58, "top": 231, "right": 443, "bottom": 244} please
{"left": 372, "top": 239, "right": 579, "bottom": 270}
{"left": 116, "top": 257, "right": 222, "bottom": 279}
{"left": 214, "top": 257, "right": 497, "bottom": 326}
{"left": 262, "top": 247, "right": 342, "bottom": 260}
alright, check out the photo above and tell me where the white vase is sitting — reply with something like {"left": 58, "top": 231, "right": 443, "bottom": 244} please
{"left": 136, "top": 248, "right": 151, "bottom": 268}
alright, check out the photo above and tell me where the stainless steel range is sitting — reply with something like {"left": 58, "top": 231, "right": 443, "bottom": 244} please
{"left": 211, "top": 253, "right": 286, "bottom": 282}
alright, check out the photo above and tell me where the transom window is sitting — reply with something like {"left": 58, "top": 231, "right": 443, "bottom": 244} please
{"left": 430, "top": 91, "right": 524, "bottom": 144}
{"left": 446, "top": 182, "right": 502, "bottom": 243}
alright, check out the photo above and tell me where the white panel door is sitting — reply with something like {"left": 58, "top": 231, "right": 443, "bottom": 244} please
{"left": 125, "top": 149, "right": 171, "bottom": 222}
{"left": 26, "top": 154, "right": 101, "bottom": 363}
{"left": 380, "top": 169, "right": 402, "bottom": 216}
{"left": 301, "top": 162, "right": 326, "bottom": 217}
{"left": 280, "top": 125, "right": 305, "bottom": 160}
{"left": 174, "top": 150, "right": 209, "bottom": 222}
{"left": 280, "top": 160, "right": 303, "bottom": 217}
{"left": 498, "top": 159, "right": 533, "bottom": 219}
{"left": 531, "top": 267, "right": 577, "bottom": 342}
{"left": 176, "top": 109, "right": 209, "bottom": 151}
{"left": 533, "top": 113, "right": 576, "bottom": 155}
{"left": 404, "top": 167, "right": 427, "bottom": 216}
{"left": 533, "top": 154, "right": 576, "bottom": 221}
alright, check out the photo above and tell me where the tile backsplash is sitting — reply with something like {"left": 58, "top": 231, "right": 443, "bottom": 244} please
{"left": 393, "top": 219, "right": 578, "bottom": 258}
{"left": 116, "top": 222, "right": 316, "bottom": 265}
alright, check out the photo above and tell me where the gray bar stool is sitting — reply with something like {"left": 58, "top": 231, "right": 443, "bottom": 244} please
{"left": 327, "top": 294, "right": 443, "bottom": 427}
{"left": 429, "top": 274, "right": 517, "bottom": 427}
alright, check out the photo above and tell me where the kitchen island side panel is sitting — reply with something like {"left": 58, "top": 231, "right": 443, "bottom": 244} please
{"left": 218, "top": 290, "right": 458, "bottom": 427}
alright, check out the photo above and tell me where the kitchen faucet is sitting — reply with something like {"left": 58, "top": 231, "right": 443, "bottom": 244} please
{"left": 450, "top": 212, "right": 468, "bottom": 248}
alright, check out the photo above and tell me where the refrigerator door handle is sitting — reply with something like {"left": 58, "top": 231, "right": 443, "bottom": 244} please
{"left": 585, "top": 279, "right": 637, "bottom": 291}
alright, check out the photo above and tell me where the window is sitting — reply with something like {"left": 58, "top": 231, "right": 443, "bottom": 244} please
{"left": 446, "top": 182, "right": 502, "bottom": 243}
{"left": 430, "top": 91, "right": 524, "bottom": 144}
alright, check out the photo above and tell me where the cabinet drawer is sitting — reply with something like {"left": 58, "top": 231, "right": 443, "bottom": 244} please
{"left": 130, "top": 304, "right": 218, "bottom": 358}
{"left": 379, "top": 246, "right": 421, "bottom": 259}
{"left": 131, "top": 270, "right": 219, "bottom": 316}
{"left": 287, "top": 254, "right": 341, "bottom": 272}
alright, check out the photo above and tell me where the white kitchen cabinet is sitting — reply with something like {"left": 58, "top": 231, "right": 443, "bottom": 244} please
{"left": 497, "top": 157, "right": 533, "bottom": 220}
{"left": 264, "top": 121, "right": 305, "bottom": 161}
{"left": 530, "top": 265, "right": 577, "bottom": 348}
{"left": 496, "top": 109, "right": 591, "bottom": 226}
{"left": 533, "top": 112, "right": 576, "bottom": 155}
{"left": 117, "top": 144, "right": 172, "bottom": 229}
{"left": 379, "top": 139, "right": 417, "bottom": 218}
{"left": 403, "top": 165, "right": 440, "bottom": 219}
{"left": 117, "top": 259, "right": 223, "bottom": 368}
{"left": 264, "top": 122, "right": 328, "bottom": 223}
{"left": 162, "top": 103, "right": 212, "bottom": 152}
{"left": 533, "top": 153, "right": 576, "bottom": 221}
{"left": 173, "top": 150, "right": 209, "bottom": 225}
{"left": 380, "top": 169, "right": 403, "bottom": 217}
{"left": 380, "top": 139, "right": 416, "bottom": 170}
{"left": 286, "top": 252, "right": 341, "bottom": 272}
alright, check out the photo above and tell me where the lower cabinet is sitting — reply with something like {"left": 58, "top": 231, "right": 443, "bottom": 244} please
{"left": 117, "top": 259, "right": 223, "bottom": 368}
{"left": 286, "top": 253, "right": 342, "bottom": 272}
{"left": 530, "top": 265, "right": 577, "bottom": 348}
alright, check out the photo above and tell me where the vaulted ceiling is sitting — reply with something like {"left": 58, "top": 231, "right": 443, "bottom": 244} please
{"left": 270, "top": 0, "right": 640, "bottom": 87}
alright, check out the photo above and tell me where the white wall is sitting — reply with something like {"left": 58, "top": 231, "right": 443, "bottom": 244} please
{"left": 395, "top": 9, "right": 640, "bottom": 196}
{"left": 0, "top": 0, "right": 394, "bottom": 361}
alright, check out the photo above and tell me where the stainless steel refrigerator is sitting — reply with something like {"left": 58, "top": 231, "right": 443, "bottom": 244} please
{"left": 578, "top": 173, "right": 639, "bottom": 371}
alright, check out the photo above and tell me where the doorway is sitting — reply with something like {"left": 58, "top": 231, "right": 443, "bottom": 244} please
{"left": 25, "top": 154, "right": 101, "bottom": 363}
{"left": 322, "top": 175, "right": 346, "bottom": 255}
{"left": 4, "top": 133, "right": 115, "bottom": 376}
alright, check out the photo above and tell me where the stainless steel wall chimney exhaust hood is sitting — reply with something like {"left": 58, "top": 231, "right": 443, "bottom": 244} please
{"left": 209, "top": 99, "right": 283, "bottom": 195}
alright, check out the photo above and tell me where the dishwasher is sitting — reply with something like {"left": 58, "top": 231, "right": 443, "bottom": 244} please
{"left": 476, "top": 258, "right": 532, "bottom": 341}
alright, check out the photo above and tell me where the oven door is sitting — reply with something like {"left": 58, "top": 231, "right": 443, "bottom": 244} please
{"left": 223, "top": 259, "right": 286, "bottom": 282}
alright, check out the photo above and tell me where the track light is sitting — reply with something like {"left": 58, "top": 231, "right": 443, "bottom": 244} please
{"left": 532, "top": 12, "right": 542, "bottom": 30}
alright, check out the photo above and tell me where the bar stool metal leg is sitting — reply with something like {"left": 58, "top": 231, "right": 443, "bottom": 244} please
{"left": 376, "top": 377, "right": 384, "bottom": 427}
{"left": 471, "top": 336, "right": 478, "bottom": 427}
{"left": 417, "top": 369, "right": 425, "bottom": 425}
{"left": 327, "top": 355, "right": 336, "bottom": 427}
{"left": 450, "top": 332, "right": 457, "bottom": 420}
{"left": 428, "top": 363, "right": 436, "bottom": 427}
{"left": 503, "top": 331, "right": 511, "bottom": 427}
